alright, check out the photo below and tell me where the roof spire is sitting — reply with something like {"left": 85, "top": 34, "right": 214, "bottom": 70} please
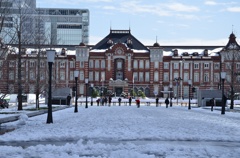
{"left": 110, "top": 20, "right": 112, "bottom": 31}
{"left": 232, "top": 24, "right": 234, "bottom": 33}
{"left": 156, "top": 36, "right": 158, "bottom": 43}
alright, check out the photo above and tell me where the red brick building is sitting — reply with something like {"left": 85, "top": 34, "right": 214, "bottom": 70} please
{"left": 0, "top": 30, "right": 239, "bottom": 99}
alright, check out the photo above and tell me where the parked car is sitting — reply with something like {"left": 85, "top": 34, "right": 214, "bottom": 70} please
{"left": 0, "top": 99, "right": 9, "bottom": 108}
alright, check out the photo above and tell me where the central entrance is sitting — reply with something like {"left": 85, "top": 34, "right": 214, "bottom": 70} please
{"left": 115, "top": 87, "right": 123, "bottom": 97}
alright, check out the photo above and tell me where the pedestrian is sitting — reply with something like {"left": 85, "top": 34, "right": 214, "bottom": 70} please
{"left": 129, "top": 96, "right": 132, "bottom": 106}
{"left": 211, "top": 98, "right": 216, "bottom": 111}
{"left": 108, "top": 96, "right": 112, "bottom": 106}
{"left": 156, "top": 97, "right": 159, "bottom": 107}
{"left": 104, "top": 96, "right": 108, "bottom": 106}
{"left": 96, "top": 98, "right": 100, "bottom": 106}
{"left": 67, "top": 94, "right": 71, "bottom": 106}
{"left": 118, "top": 97, "right": 122, "bottom": 106}
{"left": 165, "top": 97, "right": 169, "bottom": 108}
{"left": 101, "top": 97, "right": 104, "bottom": 106}
{"left": 170, "top": 98, "right": 173, "bottom": 107}
{"left": 136, "top": 98, "right": 140, "bottom": 108}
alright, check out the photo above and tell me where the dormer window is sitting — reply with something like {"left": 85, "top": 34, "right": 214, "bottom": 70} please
{"left": 204, "top": 49, "right": 208, "bottom": 56}
{"left": 182, "top": 52, "right": 189, "bottom": 56}
{"left": 61, "top": 48, "right": 66, "bottom": 55}
{"left": 127, "top": 38, "right": 132, "bottom": 45}
{"left": 107, "top": 38, "right": 113, "bottom": 45}
{"left": 173, "top": 49, "right": 178, "bottom": 56}
{"left": 193, "top": 52, "right": 199, "bottom": 56}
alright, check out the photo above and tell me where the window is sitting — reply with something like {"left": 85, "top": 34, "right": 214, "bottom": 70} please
{"left": 89, "top": 71, "right": 93, "bottom": 81}
{"left": 164, "top": 62, "right": 169, "bottom": 69}
{"left": 0, "top": 61, "right": 2, "bottom": 67}
{"left": 145, "top": 60, "right": 150, "bottom": 69}
{"left": 95, "top": 71, "right": 99, "bottom": 81}
{"left": 9, "top": 61, "right": 15, "bottom": 67}
{"left": 237, "top": 63, "right": 240, "bottom": 70}
{"left": 204, "top": 63, "right": 209, "bottom": 69}
{"left": 95, "top": 60, "right": 99, "bottom": 68}
{"left": 80, "top": 71, "right": 84, "bottom": 80}
{"left": 101, "top": 72, "right": 105, "bottom": 81}
{"left": 163, "top": 72, "right": 169, "bottom": 82}
{"left": 204, "top": 73, "right": 209, "bottom": 82}
{"left": 154, "top": 71, "right": 159, "bottom": 82}
{"left": 40, "top": 73, "right": 45, "bottom": 80}
{"left": 80, "top": 61, "right": 84, "bottom": 68}
{"left": 30, "top": 70, "right": 35, "bottom": 80}
{"left": 70, "top": 61, "right": 74, "bottom": 68}
{"left": 89, "top": 60, "right": 93, "bottom": 68}
{"left": 184, "top": 63, "right": 189, "bottom": 69}
{"left": 0, "top": 71, "right": 2, "bottom": 79}
{"left": 226, "top": 63, "right": 231, "bottom": 69}
{"left": 60, "top": 71, "right": 65, "bottom": 80}
{"left": 30, "top": 61, "right": 35, "bottom": 67}
{"left": 173, "top": 72, "right": 179, "bottom": 79}
{"left": 70, "top": 71, "right": 74, "bottom": 80}
{"left": 139, "top": 60, "right": 144, "bottom": 68}
{"left": 40, "top": 61, "right": 45, "bottom": 68}
{"left": 145, "top": 72, "right": 149, "bottom": 82}
{"left": 194, "top": 73, "right": 199, "bottom": 82}
{"left": 139, "top": 72, "right": 144, "bottom": 81}
{"left": 183, "top": 72, "right": 189, "bottom": 82}
{"left": 60, "top": 61, "right": 65, "bottom": 68}
{"left": 9, "top": 71, "right": 14, "bottom": 80}
{"left": 214, "top": 63, "right": 220, "bottom": 69}
{"left": 214, "top": 73, "right": 219, "bottom": 82}
{"left": 101, "top": 60, "right": 105, "bottom": 68}
{"left": 133, "top": 60, "right": 138, "bottom": 68}
{"left": 133, "top": 72, "right": 138, "bottom": 82}
{"left": 154, "top": 61, "right": 158, "bottom": 69}
{"left": 194, "top": 63, "right": 199, "bottom": 69}
{"left": 29, "top": 85, "right": 35, "bottom": 93}
{"left": 117, "top": 61, "right": 122, "bottom": 69}
{"left": 174, "top": 63, "right": 179, "bottom": 69}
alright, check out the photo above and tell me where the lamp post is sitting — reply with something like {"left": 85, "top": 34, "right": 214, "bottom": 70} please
{"left": 221, "top": 72, "right": 226, "bottom": 115}
{"left": 188, "top": 79, "right": 192, "bottom": 110}
{"left": 91, "top": 83, "right": 94, "bottom": 106}
{"left": 174, "top": 77, "right": 182, "bottom": 105}
{"left": 74, "top": 70, "right": 79, "bottom": 113}
{"left": 46, "top": 50, "right": 55, "bottom": 124}
{"left": 85, "top": 78, "right": 89, "bottom": 108}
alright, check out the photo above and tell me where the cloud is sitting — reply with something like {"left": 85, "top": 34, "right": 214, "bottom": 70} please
{"left": 205, "top": 1, "right": 217, "bottom": 6}
{"left": 167, "top": 2, "right": 199, "bottom": 12}
{"left": 226, "top": 7, "right": 240, "bottom": 12}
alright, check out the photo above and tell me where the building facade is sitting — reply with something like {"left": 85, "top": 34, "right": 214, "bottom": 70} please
{"left": 0, "top": 30, "right": 240, "bottom": 99}
{"left": 0, "top": 0, "right": 89, "bottom": 45}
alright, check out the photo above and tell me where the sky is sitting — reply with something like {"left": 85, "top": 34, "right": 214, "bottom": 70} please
{"left": 0, "top": 102, "right": 240, "bottom": 157}
{"left": 36, "top": 0, "right": 240, "bottom": 46}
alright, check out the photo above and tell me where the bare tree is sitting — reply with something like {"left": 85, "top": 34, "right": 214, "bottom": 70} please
{"left": 220, "top": 33, "right": 240, "bottom": 109}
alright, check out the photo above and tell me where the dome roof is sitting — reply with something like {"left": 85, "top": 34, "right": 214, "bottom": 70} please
{"left": 79, "top": 42, "right": 86, "bottom": 46}
{"left": 153, "top": 42, "right": 160, "bottom": 47}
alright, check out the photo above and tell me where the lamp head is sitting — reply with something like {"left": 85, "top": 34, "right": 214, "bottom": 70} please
{"left": 46, "top": 50, "right": 56, "bottom": 62}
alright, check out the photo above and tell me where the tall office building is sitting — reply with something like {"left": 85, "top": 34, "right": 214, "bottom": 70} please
{"left": 0, "top": 0, "right": 89, "bottom": 45}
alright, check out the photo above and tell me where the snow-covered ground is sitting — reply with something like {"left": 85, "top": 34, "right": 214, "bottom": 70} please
{"left": 0, "top": 104, "right": 240, "bottom": 158}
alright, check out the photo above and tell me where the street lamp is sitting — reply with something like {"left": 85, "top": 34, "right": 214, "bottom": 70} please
{"left": 174, "top": 77, "right": 182, "bottom": 105}
{"left": 91, "top": 83, "right": 94, "bottom": 106}
{"left": 74, "top": 70, "right": 79, "bottom": 113}
{"left": 46, "top": 50, "right": 55, "bottom": 124}
{"left": 188, "top": 79, "right": 192, "bottom": 110}
{"left": 85, "top": 78, "right": 89, "bottom": 108}
{"left": 221, "top": 72, "right": 226, "bottom": 114}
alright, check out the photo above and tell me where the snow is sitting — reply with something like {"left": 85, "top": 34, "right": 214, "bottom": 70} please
{"left": 0, "top": 103, "right": 240, "bottom": 158}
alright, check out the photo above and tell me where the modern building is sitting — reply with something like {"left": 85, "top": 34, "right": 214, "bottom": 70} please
{"left": 0, "top": 29, "right": 240, "bottom": 100}
{"left": 0, "top": 0, "right": 89, "bottom": 45}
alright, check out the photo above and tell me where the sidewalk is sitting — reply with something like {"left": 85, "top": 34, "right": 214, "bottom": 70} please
{"left": 0, "top": 105, "right": 70, "bottom": 125}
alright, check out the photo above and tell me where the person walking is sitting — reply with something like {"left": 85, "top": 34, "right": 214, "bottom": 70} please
{"left": 165, "top": 97, "right": 169, "bottom": 108}
{"left": 108, "top": 96, "right": 112, "bottom": 106}
{"left": 211, "top": 98, "right": 216, "bottom": 111}
{"left": 118, "top": 97, "right": 122, "bottom": 106}
{"left": 67, "top": 94, "right": 71, "bottom": 106}
{"left": 129, "top": 96, "right": 132, "bottom": 106}
{"left": 136, "top": 98, "right": 140, "bottom": 108}
{"left": 170, "top": 98, "right": 173, "bottom": 107}
{"left": 156, "top": 97, "right": 159, "bottom": 107}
